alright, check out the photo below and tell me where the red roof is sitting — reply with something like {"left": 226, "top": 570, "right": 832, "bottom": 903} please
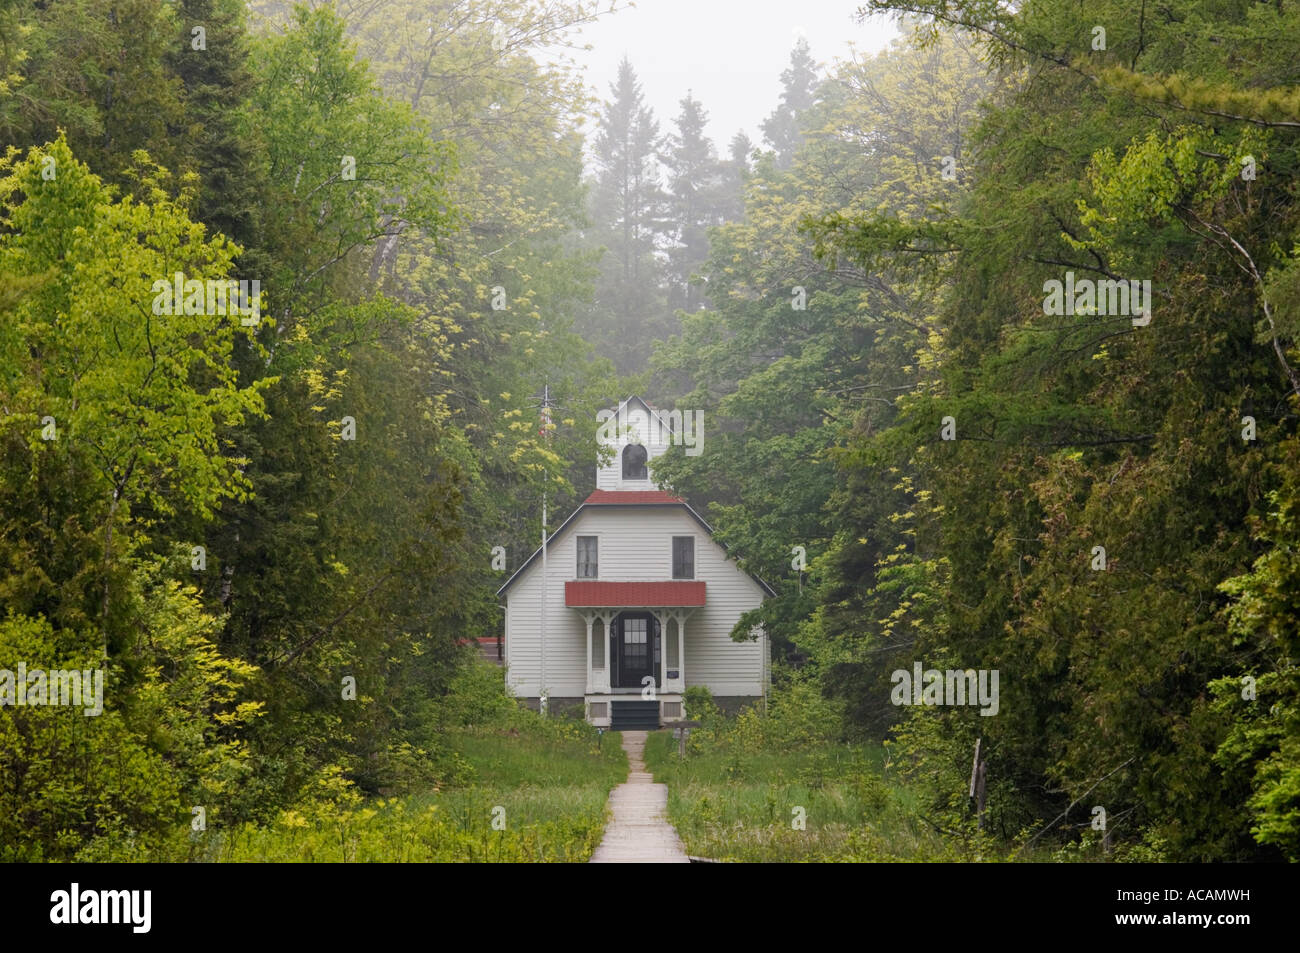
{"left": 565, "top": 581, "right": 706, "bottom": 607}
{"left": 584, "top": 490, "right": 683, "bottom": 504}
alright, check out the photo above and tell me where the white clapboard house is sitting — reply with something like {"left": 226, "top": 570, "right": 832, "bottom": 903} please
{"left": 497, "top": 396, "right": 773, "bottom": 729}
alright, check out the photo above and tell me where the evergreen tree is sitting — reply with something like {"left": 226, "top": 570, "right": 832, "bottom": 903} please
{"left": 582, "top": 57, "right": 670, "bottom": 374}
{"left": 761, "top": 37, "right": 820, "bottom": 170}
{"left": 717, "top": 130, "right": 753, "bottom": 223}
{"left": 0, "top": 0, "right": 186, "bottom": 184}
{"left": 664, "top": 92, "right": 720, "bottom": 314}
{"left": 166, "top": 0, "right": 265, "bottom": 260}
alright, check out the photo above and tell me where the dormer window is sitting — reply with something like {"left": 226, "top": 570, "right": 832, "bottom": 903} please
{"left": 622, "top": 443, "right": 648, "bottom": 480}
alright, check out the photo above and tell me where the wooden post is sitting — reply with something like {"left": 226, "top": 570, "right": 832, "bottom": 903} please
{"left": 969, "top": 737, "right": 988, "bottom": 830}
{"left": 673, "top": 724, "right": 699, "bottom": 759}
{"left": 967, "top": 737, "right": 979, "bottom": 804}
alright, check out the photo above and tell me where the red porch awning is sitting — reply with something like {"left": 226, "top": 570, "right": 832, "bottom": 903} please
{"left": 565, "top": 580, "right": 706, "bottom": 607}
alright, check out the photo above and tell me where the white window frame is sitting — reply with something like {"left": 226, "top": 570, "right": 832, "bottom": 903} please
{"left": 576, "top": 535, "right": 599, "bottom": 579}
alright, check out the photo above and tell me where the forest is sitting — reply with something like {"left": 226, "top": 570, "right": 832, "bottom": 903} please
{"left": 1, "top": 0, "right": 1298, "bottom": 864}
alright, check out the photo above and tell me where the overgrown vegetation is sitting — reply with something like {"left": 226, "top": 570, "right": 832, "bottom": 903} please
{"left": 1, "top": 0, "right": 620, "bottom": 862}
{"left": 648, "top": 683, "right": 954, "bottom": 861}
{"left": 49, "top": 662, "right": 626, "bottom": 862}
{"left": 650, "top": 3, "right": 1300, "bottom": 862}
{"left": 652, "top": 684, "right": 1137, "bottom": 862}
{"left": 5, "top": 0, "right": 1299, "bottom": 864}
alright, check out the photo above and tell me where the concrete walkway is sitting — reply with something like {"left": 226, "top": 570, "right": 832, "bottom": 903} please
{"left": 589, "top": 731, "right": 690, "bottom": 863}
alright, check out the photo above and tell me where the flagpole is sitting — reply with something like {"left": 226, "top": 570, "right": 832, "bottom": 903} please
{"left": 539, "top": 384, "right": 550, "bottom": 716}
{"left": 540, "top": 486, "right": 547, "bottom": 716}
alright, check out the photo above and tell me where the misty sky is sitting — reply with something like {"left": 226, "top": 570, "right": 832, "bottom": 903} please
{"left": 567, "top": 0, "right": 900, "bottom": 154}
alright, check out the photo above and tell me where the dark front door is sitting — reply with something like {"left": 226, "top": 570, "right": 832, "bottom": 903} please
{"left": 613, "top": 613, "right": 659, "bottom": 689}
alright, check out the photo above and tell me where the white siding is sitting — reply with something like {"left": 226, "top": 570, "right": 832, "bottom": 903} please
{"left": 504, "top": 561, "right": 588, "bottom": 698}
{"left": 596, "top": 399, "right": 672, "bottom": 491}
{"left": 504, "top": 504, "right": 767, "bottom": 699}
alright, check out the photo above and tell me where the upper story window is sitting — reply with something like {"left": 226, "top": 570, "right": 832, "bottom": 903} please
{"left": 622, "top": 443, "right": 648, "bottom": 480}
{"left": 576, "top": 536, "right": 598, "bottom": 579}
{"left": 672, "top": 536, "right": 695, "bottom": 579}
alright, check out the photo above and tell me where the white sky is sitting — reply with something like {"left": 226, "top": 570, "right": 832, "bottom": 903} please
{"left": 563, "top": 0, "right": 899, "bottom": 154}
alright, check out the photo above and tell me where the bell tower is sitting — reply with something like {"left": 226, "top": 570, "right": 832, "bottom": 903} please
{"left": 595, "top": 396, "right": 672, "bottom": 491}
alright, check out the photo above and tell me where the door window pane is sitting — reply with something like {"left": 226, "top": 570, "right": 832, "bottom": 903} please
{"left": 623, "top": 618, "right": 647, "bottom": 668}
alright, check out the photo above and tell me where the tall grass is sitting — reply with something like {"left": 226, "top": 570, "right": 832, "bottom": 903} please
{"left": 202, "top": 724, "right": 627, "bottom": 862}
{"left": 645, "top": 730, "right": 959, "bottom": 861}
{"left": 146, "top": 661, "right": 632, "bottom": 863}
{"left": 641, "top": 681, "right": 1050, "bottom": 862}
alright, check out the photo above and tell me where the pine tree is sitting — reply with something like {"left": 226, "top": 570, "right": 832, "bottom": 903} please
{"left": 664, "top": 92, "right": 720, "bottom": 314}
{"left": 583, "top": 57, "right": 670, "bottom": 373}
{"left": 717, "top": 130, "right": 753, "bottom": 223}
{"left": 1, "top": 0, "right": 186, "bottom": 184}
{"left": 761, "top": 37, "right": 820, "bottom": 170}
{"left": 166, "top": 0, "right": 265, "bottom": 261}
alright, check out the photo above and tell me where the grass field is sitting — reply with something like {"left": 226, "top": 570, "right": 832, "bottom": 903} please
{"left": 643, "top": 727, "right": 960, "bottom": 862}
{"left": 204, "top": 721, "right": 627, "bottom": 863}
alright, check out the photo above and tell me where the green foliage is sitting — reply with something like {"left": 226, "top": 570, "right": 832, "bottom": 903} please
{"left": 760, "top": 37, "right": 821, "bottom": 170}
{"left": 9, "top": 0, "right": 1300, "bottom": 867}
{"left": 0, "top": 0, "right": 188, "bottom": 183}
{"left": 651, "top": 28, "right": 992, "bottom": 669}
{"left": 1212, "top": 471, "right": 1300, "bottom": 861}
{"left": 437, "top": 659, "right": 521, "bottom": 729}
{"left": 0, "top": 561, "right": 261, "bottom": 861}
{"left": 815, "top": 0, "right": 1300, "bottom": 860}
{"left": 580, "top": 57, "right": 672, "bottom": 374}
{"left": 1, "top": 137, "right": 269, "bottom": 509}
{"left": 643, "top": 691, "right": 956, "bottom": 862}
{"left": 183, "top": 675, "right": 625, "bottom": 862}
{"left": 682, "top": 684, "right": 722, "bottom": 726}
{"left": 0, "top": 0, "right": 619, "bottom": 859}
{"left": 248, "top": 3, "right": 458, "bottom": 333}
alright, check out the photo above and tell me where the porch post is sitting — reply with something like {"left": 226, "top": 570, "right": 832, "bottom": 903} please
{"left": 652, "top": 610, "right": 668, "bottom": 689}
{"left": 584, "top": 613, "right": 594, "bottom": 695}
{"left": 596, "top": 612, "right": 614, "bottom": 693}
{"left": 676, "top": 612, "right": 686, "bottom": 688}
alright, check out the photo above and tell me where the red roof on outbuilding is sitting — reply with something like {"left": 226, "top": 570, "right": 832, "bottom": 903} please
{"left": 583, "top": 490, "right": 683, "bottom": 504}
{"left": 565, "top": 581, "right": 706, "bottom": 607}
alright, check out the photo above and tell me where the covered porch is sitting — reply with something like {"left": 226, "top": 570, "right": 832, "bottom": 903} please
{"left": 565, "top": 581, "right": 705, "bottom": 728}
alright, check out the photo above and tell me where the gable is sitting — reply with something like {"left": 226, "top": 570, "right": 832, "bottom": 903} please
{"left": 600, "top": 395, "right": 679, "bottom": 445}
{"left": 496, "top": 495, "right": 775, "bottom": 598}
{"left": 595, "top": 395, "right": 699, "bottom": 492}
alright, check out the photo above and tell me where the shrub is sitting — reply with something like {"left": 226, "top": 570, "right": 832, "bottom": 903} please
{"left": 439, "top": 659, "right": 518, "bottom": 728}
{"left": 683, "top": 684, "right": 723, "bottom": 726}
{"left": 0, "top": 567, "right": 262, "bottom": 861}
